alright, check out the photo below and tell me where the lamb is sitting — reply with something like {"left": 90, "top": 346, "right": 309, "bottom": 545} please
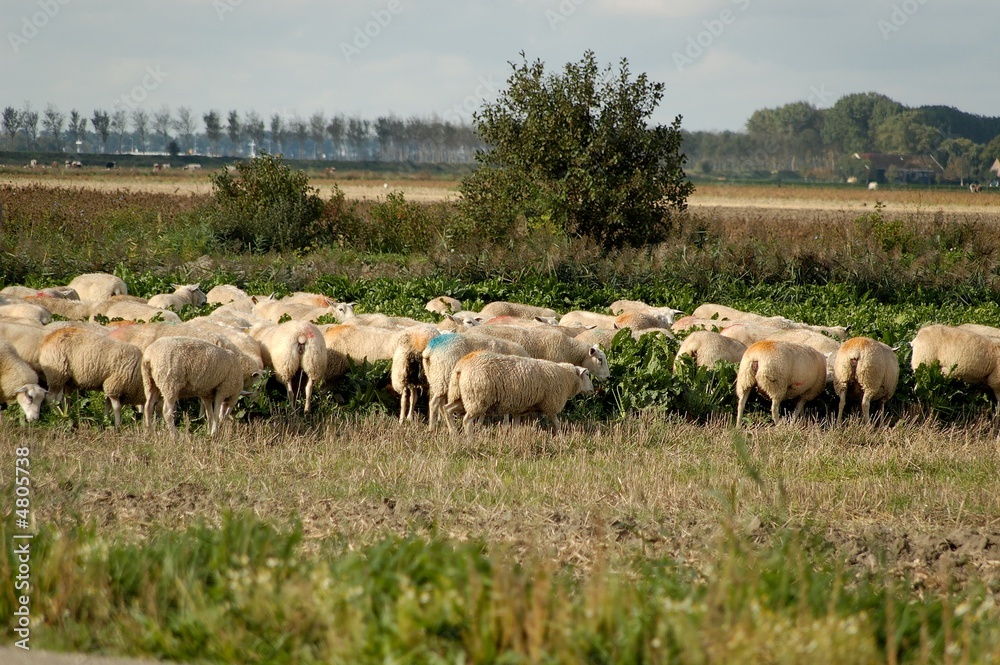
{"left": 735, "top": 340, "right": 828, "bottom": 425}
{"left": 251, "top": 320, "right": 327, "bottom": 412}
{"left": 833, "top": 337, "right": 899, "bottom": 424}
{"left": 609, "top": 300, "right": 684, "bottom": 324}
{"left": 478, "top": 301, "right": 559, "bottom": 321}
{"left": 66, "top": 272, "right": 128, "bottom": 302}
{"left": 465, "top": 325, "right": 610, "bottom": 380}
{"left": 421, "top": 332, "right": 530, "bottom": 430}
{"left": 0, "top": 338, "right": 46, "bottom": 422}
{"left": 0, "top": 302, "right": 52, "bottom": 325}
{"left": 675, "top": 331, "right": 747, "bottom": 370}
{"left": 38, "top": 326, "right": 145, "bottom": 426}
{"left": 444, "top": 351, "right": 594, "bottom": 432}
{"left": 141, "top": 336, "right": 247, "bottom": 435}
{"left": 205, "top": 284, "right": 249, "bottom": 305}
{"left": 147, "top": 284, "right": 208, "bottom": 311}
{"left": 910, "top": 324, "right": 1000, "bottom": 406}
{"left": 425, "top": 296, "right": 463, "bottom": 315}
{"left": 390, "top": 326, "right": 440, "bottom": 422}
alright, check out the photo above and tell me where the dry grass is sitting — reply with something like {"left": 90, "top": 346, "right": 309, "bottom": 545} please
{"left": 7, "top": 413, "right": 1000, "bottom": 585}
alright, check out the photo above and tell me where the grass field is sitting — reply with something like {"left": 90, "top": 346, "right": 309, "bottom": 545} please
{"left": 3, "top": 172, "right": 1000, "bottom": 662}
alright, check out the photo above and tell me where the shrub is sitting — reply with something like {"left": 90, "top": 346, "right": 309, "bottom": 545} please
{"left": 208, "top": 152, "right": 325, "bottom": 253}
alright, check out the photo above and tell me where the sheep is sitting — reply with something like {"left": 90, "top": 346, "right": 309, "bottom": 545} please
{"left": 254, "top": 298, "right": 353, "bottom": 324}
{"left": 341, "top": 312, "right": 425, "bottom": 329}
{"left": 444, "top": 351, "right": 594, "bottom": 432}
{"left": 38, "top": 327, "right": 145, "bottom": 426}
{"left": 25, "top": 295, "right": 96, "bottom": 321}
{"left": 66, "top": 272, "right": 128, "bottom": 302}
{"left": 147, "top": 284, "right": 207, "bottom": 311}
{"left": 573, "top": 328, "right": 619, "bottom": 350}
{"left": 141, "top": 336, "right": 247, "bottom": 436}
{"left": 609, "top": 300, "right": 684, "bottom": 324}
{"left": 435, "top": 312, "right": 484, "bottom": 332}
{"left": 736, "top": 340, "right": 828, "bottom": 425}
{"left": 957, "top": 323, "right": 1000, "bottom": 341}
{"left": 425, "top": 296, "right": 463, "bottom": 315}
{"left": 692, "top": 304, "right": 849, "bottom": 340}
{"left": 205, "top": 284, "right": 249, "bottom": 305}
{"left": 559, "top": 310, "right": 618, "bottom": 329}
{"left": 675, "top": 331, "right": 747, "bottom": 370}
{"left": 910, "top": 324, "right": 1000, "bottom": 406}
{"left": 721, "top": 323, "right": 799, "bottom": 348}
{"left": 466, "top": 324, "right": 610, "bottom": 380}
{"left": 1, "top": 285, "right": 79, "bottom": 300}
{"left": 321, "top": 323, "right": 403, "bottom": 380}
{"left": 421, "top": 332, "right": 531, "bottom": 430}
{"left": 613, "top": 311, "right": 674, "bottom": 331}
{"left": 390, "top": 326, "right": 440, "bottom": 423}
{"left": 96, "top": 301, "right": 181, "bottom": 324}
{"left": 478, "top": 301, "right": 559, "bottom": 321}
{"left": 670, "top": 316, "right": 732, "bottom": 334}
{"left": 251, "top": 320, "right": 327, "bottom": 412}
{"left": 0, "top": 320, "right": 48, "bottom": 374}
{"left": 0, "top": 302, "right": 52, "bottom": 325}
{"left": 833, "top": 337, "right": 899, "bottom": 425}
{"left": 0, "top": 338, "right": 46, "bottom": 422}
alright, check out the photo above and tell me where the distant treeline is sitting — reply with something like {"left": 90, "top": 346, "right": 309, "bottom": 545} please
{"left": 683, "top": 92, "right": 1000, "bottom": 182}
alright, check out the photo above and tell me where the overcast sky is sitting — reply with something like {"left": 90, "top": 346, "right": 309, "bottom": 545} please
{"left": 2, "top": 0, "right": 996, "bottom": 133}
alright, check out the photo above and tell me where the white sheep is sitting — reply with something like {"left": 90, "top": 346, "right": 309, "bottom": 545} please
{"left": 478, "top": 301, "right": 559, "bottom": 321}
{"left": 254, "top": 299, "right": 353, "bottom": 324}
{"left": 421, "top": 332, "right": 530, "bottom": 430}
{"left": 2, "top": 285, "right": 79, "bottom": 300}
{"left": 736, "top": 340, "right": 828, "bottom": 425}
{"left": 25, "top": 295, "right": 96, "bottom": 321}
{"left": 693, "top": 304, "right": 849, "bottom": 340}
{"left": 435, "top": 312, "right": 484, "bottom": 332}
{"left": 445, "top": 351, "right": 594, "bottom": 432}
{"left": 321, "top": 323, "right": 402, "bottom": 380}
{"left": 147, "top": 284, "right": 207, "bottom": 311}
{"left": 609, "top": 300, "right": 684, "bottom": 324}
{"left": 910, "top": 324, "right": 1000, "bottom": 406}
{"left": 141, "top": 336, "right": 247, "bottom": 435}
{"left": 675, "top": 330, "right": 747, "bottom": 370}
{"left": 0, "top": 338, "right": 46, "bottom": 422}
{"left": 0, "top": 320, "right": 48, "bottom": 374}
{"left": 341, "top": 312, "right": 425, "bottom": 329}
{"left": 205, "top": 284, "right": 249, "bottom": 305}
{"left": 0, "top": 302, "right": 52, "bottom": 325}
{"left": 96, "top": 301, "right": 181, "bottom": 324}
{"left": 38, "top": 326, "right": 145, "bottom": 426}
{"left": 559, "top": 310, "right": 618, "bottom": 329}
{"left": 613, "top": 311, "right": 674, "bottom": 331}
{"left": 466, "top": 324, "right": 610, "bottom": 380}
{"left": 957, "top": 323, "right": 1000, "bottom": 341}
{"left": 833, "top": 337, "right": 899, "bottom": 424}
{"left": 390, "top": 326, "right": 440, "bottom": 422}
{"left": 425, "top": 296, "right": 463, "bottom": 315}
{"left": 67, "top": 272, "right": 128, "bottom": 302}
{"left": 251, "top": 320, "right": 327, "bottom": 412}
{"left": 670, "top": 316, "right": 732, "bottom": 334}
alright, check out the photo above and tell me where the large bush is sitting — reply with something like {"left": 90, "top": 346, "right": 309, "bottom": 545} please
{"left": 461, "top": 50, "right": 694, "bottom": 249}
{"left": 209, "top": 152, "right": 325, "bottom": 253}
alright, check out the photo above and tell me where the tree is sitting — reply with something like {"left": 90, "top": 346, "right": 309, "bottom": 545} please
{"left": 346, "top": 117, "right": 370, "bottom": 160}
{"left": 269, "top": 113, "right": 285, "bottom": 153}
{"left": 226, "top": 110, "right": 242, "bottom": 156}
{"left": 131, "top": 108, "right": 149, "bottom": 153}
{"left": 68, "top": 109, "right": 87, "bottom": 152}
{"left": 290, "top": 117, "right": 308, "bottom": 159}
{"left": 873, "top": 111, "right": 940, "bottom": 154}
{"left": 175, "top": 106, "right": 196, "bottom": 153}
{"left": 41, "top": 104, "right": 65, "bottom": 151}
{"left": 244, "top": 111, "right": 265, "bottom": 155}
{"left": 203, "top": 110, "right": 223, "bottom": 155}
{"left": 91, "top": 109, "right": 111, "bottom": 153}
{"left": 20, "top": 103, "right": 39, "bottom": 148}
{"left": 110, "top": 107, "right": 128, "bottom": 153}
{"left": 461, "top": 51, "right": 693, "bottom": 249}
{"left": 2, "top": 107, "right": 19, "bottom": 149}
{"left": 153, "top": 105, "right": 173, "bottom": 151}
{"left": 308, "top": 111, "right": 326, "bottom": 159}
{"left": 820, "top": 92, "right": 904, "bottom": 154}
{"left": 326, "top": 115, "right": 345, "bottom": 158}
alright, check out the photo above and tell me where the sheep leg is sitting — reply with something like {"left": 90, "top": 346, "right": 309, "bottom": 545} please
{"left": 462, "top": 412, "right": 476, "bottom": 433}
{"left": 736, "top": 389, "right": 750, "bottom": 427}
{"left": 162, "top": 397, "right": 177, "bottom": 433}
{"left": 792, "top": 397, "right": 807, "bottom": 423}
{"left": 406, "top": 387, "right": 419, "bottom": 421}
{"left": 835, "top": 389, "right": 847, "bottom": 426}
{"left": 427, "top": 395, "right": 442, "bottom": 430}
{"left": 285, "top": 380, "right": 297, "bottom": 410}
{"left": 106, "top": 396, "right": 124, "bottom": 428}
{"left": 771, "top": 397, "right": 783, "bottom": 425}
{"left": 398, "top": 389, "right": 410, "bottom": 423}
{"left": 861, "top": 392, "right": 873, "bottom": 423}
{"left": 303, "top": 375, "right": 314, "bottom": 413}
{"left": 144, "top": 385, "right": 162, "bottom": 429}
{"left": 549, "top": 414, "right": 561, "bottom": 433}
{"left": 444, "top": 400, "right": 464, "bottom": 433}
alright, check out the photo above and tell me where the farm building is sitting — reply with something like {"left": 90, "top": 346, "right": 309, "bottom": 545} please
{"left": 854, "top": 152, "right": 945, "bottom": 185}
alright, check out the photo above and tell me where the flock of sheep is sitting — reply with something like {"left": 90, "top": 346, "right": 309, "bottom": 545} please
{"left": 0, "top": 271, "right": 998, "bottom": 432}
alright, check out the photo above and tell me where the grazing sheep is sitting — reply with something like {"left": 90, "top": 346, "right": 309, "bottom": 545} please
{"left": 390, "top": 326, "right": 441, "bottom": 422}
{"left": 0, "top": 302, "right": 52, "bottom": 325}
{"left": 671, "top": 316, "right": 732, "bottom": 334}
{"left": 96, "top": 301, "right": 181, "bottom": 324}
{"left": 251, "top": 321, "right": 327, "bottom": 412}
{"left": 436, "top": 312, "right": 484, "bottom": 332}
{"left": 282, "top": 292, "right": 341, "bottom": 308}
{"left": 609, "top": 300, "right": 684, "bottom": 324}
{"left": 425, "top": 296, "right": 463, "bottom": 315}
{"left": 613, "top": 311, "right": 673, "bottom": 331}
{"left": 675, "top": 331, "right": 747, "bottom": 370}
{"left": 720, "top": 323, "right": 791, "bottom": 347}
{"left": 321, "top": 323, "right": 403, "bottom": 380}
{"left": 0, "top": 320, "right": 48, "bottom": 374}
{"left": 67, "top": 272, "right": 128, "bottom": 302}
{"left": 147, "top": 284, "right": 207, "bottom": 311}
{"left": 205, "top": 284, "right": 249, "bottom": 305}
{"left": 478, "top": 301, "right": 559, "bottom": 321}
{"left": 2, "top": 285, "right": 79, "bottom": 300}
{"left": 421, "top": 333, "right": 530, "bottom": 430}
{"left": 692, "top": 304, "right": 848, "bottom": 340}
{"left": 736, "top": 340, "right": 828, "bottom": 425}
{"left": 341, "top": 312, "right": 424, "bottom": 329}
{"left": 38, "top": 327, "right": 145, "bottom": 426}
{"left": 910, "top": 324, "right": 1000, "bottom": 406}
{"left": 0, "top": 338, "right": 46, "bottom": 422}
{"left": 957, "top": 323, "right": 1000, "bottom": 341}
{"left": 25, "top": 295, "right": 96, "bottom": 321}
{"left": 255, "top": 298, "right": 353, "bottom": 324}
{"left": 833, "top": 337, "right": 899, "bottom": 424}
{"left": 466, "top": 325, "right": 610, "bottom": 380}
{"left": 141, "top": 336, "right": 247, "bottom": 435}
{"left": 573, "top": 328, "right": 619, "bottom": 350}
{"left": 559, "top": 310, "right": 618, "bottom": 329}
{"left": 445, "top": 351, "right": 594, "bottom": 432}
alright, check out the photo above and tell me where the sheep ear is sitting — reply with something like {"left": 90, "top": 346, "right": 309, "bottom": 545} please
{"left": 14, "top": 385, "right": 29, "bottom": 395}
{"left": 585, "top": 325, "right": 597, "bottom": 330}
{"left": 533, "top": 316, "right": 545, "bottom": 323}
{"left": 589, "top": 345, "right": 599, "bottom": 356}
{"left": 576, "top": 367, "right": 588, "bottom": 377}
{"left": 613, "top": 323, "right": 621, "bottom": 330}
